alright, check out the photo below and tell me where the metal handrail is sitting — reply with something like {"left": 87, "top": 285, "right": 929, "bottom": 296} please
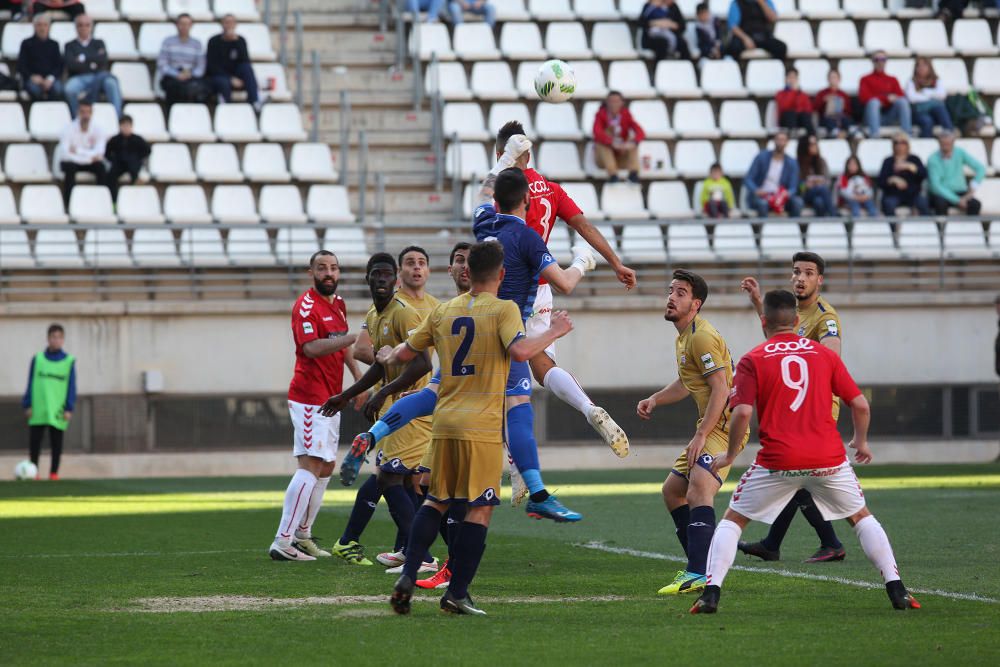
{"left": 339, "top": 89, "right": 351, "bottom": 187}
{"left": 293, "top": 10, "right": 304, "bottom": 108}
{"left": 310, "top": 50, "right": 321, "bottom": 143}
{"left": 358, "top": 129, "right": 369, "bottom": 224}
{"left": 277, "top": 0, "right": 289, "bottom": 66}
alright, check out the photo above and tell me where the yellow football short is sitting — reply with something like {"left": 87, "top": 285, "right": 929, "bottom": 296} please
{"left": 375, "top": 415, "right": 432, "bottom": 475}
{"left": 671, "top": 427, "right": 750, "bottom": 484}
{"left": 427, "top": 438, "right": 504, "bottom": 506}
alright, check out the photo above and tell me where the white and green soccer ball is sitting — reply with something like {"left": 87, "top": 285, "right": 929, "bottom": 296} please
{"left": 14, "top": 460, "right": 37, "bottom": 480}
{"left": 534, "top": 59, "right": 576, "bottom": 103}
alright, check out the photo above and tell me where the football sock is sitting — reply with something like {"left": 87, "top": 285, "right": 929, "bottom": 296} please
{"left": 761, "top": 495, "right": 799, "bottom": 552}
{"left": 796, "top": 491, "right": 843, "bottom": 549}
{"left": 383, "top": 484, "right": 416, "bottom": 557}
{"left": 369, "top": 421, "right": 390, "bottom": 442}
{"left": 297, "top": 475, "right": 330, "bottom": 538}
{"left": 686, "top": 505, "right": 717, "bottom": 575}
{"left": 506, "top": 403, "right": 546, "bottom": 497}
{"left": 374, "top": 387, "right": 438, "bottom": 442}
{"left": 340, "top": 474, "right": 380, "bottom": 544}
{"left": 854, "top": 515, "right": 901, "bottom": 584}
{"left": 448, "top": 521, "right": 488, "bottom": 599}
{"left": 705, "top": 519, "right": 742, "bottom": 589}
{"left": 542, "top": 367, "right": 593, "bottom": 415}
{"left": 402, "top": 504, "right": 442, "bottom": 580}
{"left": 670, "top": 504, "right": 691, "bottom": 556}
{"left": 419, "top": 483, "right": 430, "bottom": 499}
{"left": 444, "top": 503, "right": 467, "bottom": 558}
{"left": 395, "top": 484, "right": 421, "bottom": 553}
{"left": 275, "top": 469, "right": 317, "bottom": 544}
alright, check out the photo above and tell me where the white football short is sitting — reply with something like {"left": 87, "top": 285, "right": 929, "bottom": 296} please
{"left": 288, "top": 400, "right": 340, "bottom": 463}
{"left": 526, "top": 283, "right": 555, "bottom": 360}
{"left": 729, "top": 457, "right": 866, "bottom": 524}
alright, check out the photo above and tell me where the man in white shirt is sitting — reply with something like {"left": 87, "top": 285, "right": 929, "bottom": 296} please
{"left": 743, "top": 130, "right": 802, "bottom": 217}
{"left": 58, "top": 100, "right": 108, "bottom": 206}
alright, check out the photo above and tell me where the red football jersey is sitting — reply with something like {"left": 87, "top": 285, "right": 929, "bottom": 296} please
{"left": 287, "top": 288, "right": 350, "bottom": 405}
{"left": 731, "top": 333, "right": 862, "bottom": 470}
{"left": 523, "top": 168, "right": 583, "bottom": 244}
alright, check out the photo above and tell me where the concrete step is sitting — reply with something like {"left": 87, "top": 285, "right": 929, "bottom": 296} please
{"left": 297, "top": 28, "right": 398, "bottom": 54}
{"left": 349, "top": 188, "right": 454, "bottom": 216}
{"left": 286, "top": 0, "right": 383, "bottom": 13}
{"left": 317, "top": 107, "right": 430, "bottom": 132}
{"left": 303, "top": 65, "right": 414, "bottom": 92}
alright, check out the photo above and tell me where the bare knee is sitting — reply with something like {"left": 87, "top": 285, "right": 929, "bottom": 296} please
{"left": 686, "top": 466, "right": 721, "bottom": 507}
{"left": 464, "top": 504, "right": 494, "bottom": 526}
{"left": 529, "top": 352, "right": 555, "bottom": 385}
{"left": 845, "top": 506, "right": 871, "bottom": 527}
{"left": 297, "top": 455, "right": 324, "bottom": 476}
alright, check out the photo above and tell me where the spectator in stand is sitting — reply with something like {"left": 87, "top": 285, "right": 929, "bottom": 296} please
{"left": 699, "top": 162, "right": 735, "bottom": 218}
{"left": 157, "top": 13, "right": 210, "bottom": 105}
{"left": 64, "top": 13, "right": 122, "bottom": 119}
{"left": 57, "top": 99, "right": 107, "bottom": 207}
{"left": 837, "top": 155, "right": 877, "bottom": 217}
{"left": 104, "top": 115, "right": 150, "bottom": 202}
{"left": 592, "top": 91, "right": 645, "bottom": 184}
{"left": 859, "top": 50, "right": 912, "bottom": 138}
{"left": 775, "top": 67, "right": 814, "bottom": 135}
{"left": 927, "top": 131, "right": 985, "bottom": 215}
{"left": 743, "top": 130, "right": 803, "bottom": 217}
{"left": 906, "top": 57, "right": 953, "bottom": 139}
{"left": 815, "top": 69, "right": 853, "bottom": 138}
{"left": 724, "top": 0, "right": 786, "bottom": 61}
{"left": 29, "top": 0, "right": 83, "bottom": 19}
{"left": 693, "top": 2, "right": 724, "bottom": 60}
{"left": 206, "top": 14, "right": 261, "bottom": 109}
{"left": 23, "top": 323, "right": 77, "bottom": 482}
{"left": 449, "top": 1, "right": 496, "bottom": 28}
{"left": 639, "top": 0, "right": 690, "bottom": 61}
{"left": 17, "top": 12, "right": 63, "bottom": 102}
{"left": 0, "top": 1, "right": 25, "bottom": 21}
{"left": 878, "top": 132, "right": 930, "bottom": 216}
{"left": 407, "top": 0, "right": 446, "bottom": 22}
{"left": 797, "top": 134, "right": 834, "bottom": 217}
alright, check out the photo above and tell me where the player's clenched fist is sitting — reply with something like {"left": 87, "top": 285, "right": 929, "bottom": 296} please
{"left": 849, "top": 438, "right": 873, "bottom": 464}
{"left": 549, "top": 310, "right": 573, "bottom": 337}
{"left": 375, "top": 344, "right": 395, "bottom": 365}
{"left": 636, "top": 397, "right": 656, "bottom": 420}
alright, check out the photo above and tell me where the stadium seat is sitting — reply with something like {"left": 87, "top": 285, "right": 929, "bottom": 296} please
{"left": 713, "top": 222, "right": 759, "bottom": 261}
{"left": 83, "top": 229, "right": 133, "bottom": 267}
{"left": 85, "top": 0, "right": 120, "bottom": 19}
{"left": 628, "top": 100, "right": 674, "bottom": 140}
{"left": 234, "top": 24, "right": 276, "bottom": 61}
{"left": 20, "top": 185, "right": 69, "bottom": 224}
{"left": 884, "top": 58, "right": 915, "bottom": 87}
{"left": 852, "top": 221, "right": 899, "bottom": 259}
{"left": 307, "top": 185, "right": 355, "bottom": 224}
{"left": 495, "top": 0, "right": 531, "bottom": 20}
{"left": 700, "top": 60, "right": 748, "bottom": 98}
{"left": 547, "top": 223, "right": 572, "bottom": 263}
{"left": 905, "top": 20, "right": 954, "bottom": 57}
{"left": 195, "top": 143, "right": 243, "bottom": 182}
{"left": 535, "top": 142, "right": 585, "bottom": 180}
{"left": 932, "top": 58, "right": 971, "bottom": 94}
{"left": 253, "top": 63, "right": 293, "bottom": 102}
{"left": 898, "top": 221, "right": 941, "bottom": 259}
{"left": 673, "top": 140, "right": 716, "bottom": 178}
{"left": 212, "top": 185, "right": 259, "bottom": 224}
{"left": 719, "top": 101, "right": 766, "bottom": 138}
{"left": 90, "top": 103, "right": 119, "bottom": 138}
{"left": 169, "top": 104, "right": 215, "bottom": 143}
{"left": 137, "top": 22, "right": 176, "bottom": 59}
{"left": 862, "top": 19, "right": 910, "bottom": 57}
{"left": 514, "top": 60, "right": 546, "bottom": 98}
{"left": 718, "top": 140, "right": 758, "bottom": 178}
{"left": 5, "top": 144, "right": 51, "bottom": 183}
{"left": 760, "top": 222, "right": 804, "bottom": 260}
{"left": 50, "top": 22, "right": 77, "bottom": 51}
{"left": 29, "top": 102, "right": 71, "bottom": 142}
{"left": 794, "top": 59, "right": 830, "bottom": 94}
{"left": 580, "top": 101, "right": 601, "bottom": 139}
{"left": 0, "top": 229, "right": 34, "bottom": 267}
{"left": 856, "top": 139, "right": 891, "bottom": 176}
{"left": 745, "top": 59, "right": 785, "bottom": 97}
{"left": 545, "top": 22, "right": 592, "bottom": 60}
{"left": 638, "top": 141, "right": 676, "bottom": 179}
{"left": 489, "top": 102, "right": 535, "bottom": 138}
{"left": 426, "top": 62, "right": 472, "bottom": 100}
{"left": 0, "top": 104, "right": 28, "bottom": 142}
{"left": 529, "top": 0, "right": 575, "bottom": 20}
{"left": 774, "top": 21, "right": 820, "bottom": 59}
{"left": 978, "top": 179, "right": 1000, "bottom": 215}
{"left": 0, "top": 186, "right": 18, "bottom": 224}
{"left": 290, "top": 143, "right": 338, "bottom": 182}
{"left": 214, "top": 104, "right": 261, "bottom": 143}
{"left": 111, "top": 62, "right": 156, "bottom": 101}
{"left": 164, "top": 185, "right": 212, "bottom": 223}
{"left": 445, "top": 142, "right": 488, "bottom": 179}
{"left": 951, "top": 19, "right": 997, "bottom": 57}
{"left": 179, "top": 227, "right": 228, "bottom": 266}
{"left": 117, "top": 186, "right": 166, "bottom": 224}
{"left": 654, "top": 60, "right": 702, "bottom": 98}
{"left": 275, "top": 227, "right": 319, "bottom": 265}
{"left": 672, "top": 101, "right": 721, "bottom": 139}
{"left": 819, "top": 138, "right": 851, "bottom": 176}
{"left": 835, "top": 58, "right": 869, "bottom": 95}
{"left": 470, "top": 62, "right": 518, "bottom": 101}
{"left": 771, "top": 0, "right": 801, "bottom": 19}
{"left": 215, "top": 0, "right": 261, "bottom": 20}
{"left": 560, "top": 182, "right": 604, "bottom": 219}
{"left": 500, "top": 23, "right": 543, "bottom": 60}
{"left": 621, "top": 225, "right": 666, "bottom": 263}
{"left": 942, "top": 221, "right": 989, "bottom": 258}
{"left": 259, "top": 185, "right": 307, "bottom": 224}
{"left": 123, "top": 103, "right": 169, "bottom": 142}
{"left": 590, "top": 23, "right": 638, "bottom": 60}
{"left": 121, "top": 0, "right": 167, "bottom": 21}
{"left": 1, "top": 22, "right": 33, "bottom": 59}
{"left": 322, "top": 226, "right": 366, "bottom": 267}
{"left": 601, "top": 183, "right": 649, "bottom": 220}
{"left": 133, "top": 228, "right": 180, "bottom": 266}
{"left": 69, "top": 186, "right": 117, "bottom": 225}
{"left": 574, "top": 0, "right": 621, "bottom": 20}
{"left": 582, "top": 141, "right": 600, "bottom": 177}
{"left": 646, "top": 182, "right": 693, "bottom": 218}
{"left": 817, "top": 20, "right": 864, "bottom": 58}
{"left": 806, "top": 221, "right": 849, "bottom": 260}
{"left": 906, "top": 137, "right": 937, "bottom": 165}
{"left": 568, "top": 60, "right": 609, "bottom": 99}
{"left": 955, "top": 139, "right": 989, "bottom": 174}
{"left": 243, "top": 143, "right": 291, "bottom": 183}
{"left": 453, "top": 24, "right": 501, "bottom": 61}
{"left": 94, "top": 22, "right": 139, "bottom": 60}
{"left": 443, "top": 103, "right": 489, "bottom": 141}
{"left": 607, "top": 61, "right": 655, "bottom": 99}
{"left": 260, "top": 104, "right": 307, "bottom": 142}
{"left": 989, "top": 221, "right": 1000, "bottom": 256}
{"left": 666, "top": 221, "right": 714, "bottom": 261}
{"left": 35, "top": 229, "right": 83, "bottom": 267}
{"left": 618, "top": 0, "right": 646, "bottom": 17}
{"left": 150, "top": 144, "right": 197, "bottom": 183}
{"left": 167, "top": 0, "right": 213, "bottom": 21}
{"left": 227, "top": 227, "right": 275, "bottom": 266}
{"left": 843, "top": 0, "right": 889, "bottom": 18}
{"left": 799, "top": 0, "right": 845, "bottom": 19}
{"left": 536, "top": 103, "right": 583, "bottom": 140}
{"left": 972, "top": 58, "right": 1000, "bottom": 95}
{"left": 410, "top": 23, "right": 455, "bottom": 61}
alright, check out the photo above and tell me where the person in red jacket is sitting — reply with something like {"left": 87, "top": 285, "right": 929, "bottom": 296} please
{"left": 814, "top": 69, "right": 853, "bottom": 137}
{"left": 774, "top": 67, "right": 814, "bottom": 134}
{"left": 858, "top": 50, "right": 912, "bottom": 138}
{"left": 592, "top": 91, "right": 645, "bottom": 183}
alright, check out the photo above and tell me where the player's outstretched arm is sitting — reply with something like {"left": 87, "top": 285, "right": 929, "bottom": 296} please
{"left": 362, "top": 353, "right": 433, "bottom": 421}
{"left": 475, "top": 134, "right": 532, "bottom": 205}
{"left": 319, "top": 360, "right": 385, "bottom": 417}
{"left": 540, "top": 244, "right": 597, "bottom": 295}
{"left": 712, "top": 403, "right": 753, "bottom": 474}
{"left": 509, "top": 310, "right": 574, "bottom": 361}
{"left": 636, "top": 378, "right": 689, "bottom": 419}
{"left": 302, "top": 332, "right": 358, "bottom": 359}
{"left": 352, "top": 328, "right": 375, "bottom": 365}
{"left": 566, "top": 213, "right": 637, "bottom": 290}
{"left": 847, "top": 394, "right": 873, "bottom": 464}
{"left": 740, "top": 276, "right": 764, "bottom": 318}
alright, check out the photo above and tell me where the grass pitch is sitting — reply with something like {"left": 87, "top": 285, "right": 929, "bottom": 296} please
{"left": 2, "top": 465, "right": 999, "bottom": 666}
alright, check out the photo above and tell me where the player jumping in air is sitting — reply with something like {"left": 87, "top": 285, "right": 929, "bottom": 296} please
{"left": 637, "top": 270, "right": 749, "bottom": 595}
{"left": 690, "top": 290, "right": 920, "bottom": 613}
{"left": 737, "top": 252, "right": 848, "bottom": 563}
{"left": 268, "top": 251, "right": 360, "bottom": 561}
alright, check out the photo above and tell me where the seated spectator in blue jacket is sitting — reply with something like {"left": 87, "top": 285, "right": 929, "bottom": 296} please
{"left": 449, "top": 1, "right": 496, "bottom": 27}
{"left": 640, "top": 0, "right": 690, "bottom": 61}
{"left": 64, "top": 13, "right": 122, "bottom": 119}
{"left": 18, "top": 13, "right": 63, "bottom": 101}
{"left": 206, "top": 14, "right": 260, "bottom": 109}
{"left": 743, "top": 131, "right": 803, "bottom": 217}
{"left": 725, "top": 0, "right": 786, "bottom": 61}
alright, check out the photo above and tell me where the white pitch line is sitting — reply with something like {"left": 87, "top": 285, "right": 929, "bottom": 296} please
{"left": 577, "top": 541, "right": 998, "bottom": 604}
{"left": 2, "top": 548, "right": 259, "bottom": 560}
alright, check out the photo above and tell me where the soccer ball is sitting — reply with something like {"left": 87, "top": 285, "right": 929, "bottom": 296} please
{"left": 14, "top": 460, "right": 38, "bottom": 481}
{"left": 534, "top": 59, "right": 576, "bottom": 103}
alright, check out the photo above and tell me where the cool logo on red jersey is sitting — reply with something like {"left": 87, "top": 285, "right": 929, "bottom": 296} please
{"left": 528, "top": 180, "right": 550, "bottom": 194}
{"left": 764, "top": 338, "right": 815, "bottom": 354}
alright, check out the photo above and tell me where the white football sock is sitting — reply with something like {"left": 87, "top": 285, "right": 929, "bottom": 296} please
{"left": 275, "top": 469, "right": 317, "bottom": 545}
{"left": 543, "top": 367, "right": 594, "bottom": 416}
{"left": 705, "top": 519, "right": 742, "bottom": 589}
{"left": 297, "top": 475, "right": 331, "bottom": 539}
{"left": 854, "top": 515, "right": 900, "bottom": 583}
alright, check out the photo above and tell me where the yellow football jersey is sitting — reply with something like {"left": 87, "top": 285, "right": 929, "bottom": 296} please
{"left": 365, "top": 297, "right": 425, "bottom": 399}
{"left": 406, "top": 292, "right": 524, "bottom": 444}
{"left": 676, "top": 315, "right": 735, "bottom": 433}
{"left": 797, "top": 296, "right": 841, "bottom": 343}
{"left": 394, "top": 290, "right": 440, "bottom": 394}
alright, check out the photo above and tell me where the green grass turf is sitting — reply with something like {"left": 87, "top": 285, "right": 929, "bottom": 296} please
{"left": 1, "top": 465, "right": 998, "bottom": 666}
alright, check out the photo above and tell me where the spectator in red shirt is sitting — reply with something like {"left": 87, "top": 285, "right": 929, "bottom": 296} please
{"left": 592, "top": 90, "right": 645, "bottom": 184}
{"left": 775, "top": 67, "right": 814, "bottom": 134}
{"left": 814, "top": 69, "right": 853, "bottom": 138}
{"left": 858, "top": 50, "right": 912, "bottom": 138}
{"left": 30, "top": 0, "right": 84, "bottom": 18}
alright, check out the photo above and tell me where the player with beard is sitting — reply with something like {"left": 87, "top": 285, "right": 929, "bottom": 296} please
{"left": 269, "top": 251, "right": 360, "bottom": 561}
{"left": 737, "top": 252, "right": 848, "bottom": 563}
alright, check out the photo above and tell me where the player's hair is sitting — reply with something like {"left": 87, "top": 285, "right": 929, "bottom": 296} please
{"left": 468, "top": 241, "right": 505, "bottom": 283}
{"left": 764, "top": 289, "right": 799, "bottom": 328}
{"left": 309, "top": 249, "right": 337, "bottom": 268}
{"left": 672, "top": 269, "right": 708, "bottom": 308}
{"left": 496, "top": 120, "right": 526, "bottom": 154}
{"left": 365, "top": 252, "right": 397, "bottom": 276}
{"left": 47, "top": 323, "right": 64, "bottom": 336}
{"left": 494, "top": 167, "right": 529, "bottom": 213}
{"left": 696, "top": 2, "right": 709, "bottom": 12}
{"left": 449, "top": 241, "right": 472, "bottom": 265}
{"left": 398, "top": 245, "right": 429, "bottom": 267}
{"left": 792, "top": 251, "right": 826, "bottom": 275}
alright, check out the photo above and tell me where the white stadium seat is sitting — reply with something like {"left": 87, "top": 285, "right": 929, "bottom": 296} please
{"left": 215, "top": 0, "right": 261, "bottom": 20}
{"left": 227, "top": 227, "right": 275, "bottom": 266}
{"left": 897, "top": 221, "right": 941, "bottom": 259}
{"left": 21, "top": 185, "right": 69, "bottom": 224}
{"left": 719, "top": 140, "right": 759, "bottom": 178}
{"left": 884, "top": 58, "right": 915, "bottom": 87}
{"left": 308, "top": 185, "right": 355, "bottom": 224}
{"left": 445, "top": 142, "right": 488, "bottom": 179}
{"left": 243, "top": 143, "right": 291, "bottom": 183}
{"left": 760, "top": 222, "right": 804, "bottom": 260}
{"left": 719, "top": 100, "right": 766, "bottom": 138}
{"left": 972, "top": 58, "right": 1000, "bottom": 95}
{"left": 94, "top": 22, "right": 139, "bottom": 60}
{"left": 771, "top": 0, "right": 801, "bottom": 19}
{"left": 800, "top": 0, "right": 845, "bottom": 19}
{"left": 819, "top": 139, "right": 851, "bottom": 176}
{"left": 955, "top": 139, "right": 989, "bottom": 174}
{"left": 977, "top": 179, "right": 1000, "bottom": 215}
{"left": 121, "top": 0, "right": 167, "bottom": 21}
{"left": 49, "top": 22, "right": 77, "bottom": 51}
{"left": 117, "top": 186, "right": 166, "bottom": 224}
{"left": 560, "top": 182, "right": 604, "bottom": 219}
{"left": 638, "top": 140, "right": 676, "bottom": 179}
{"left": 568, "top": 60, "right": 609, "bottom": 99}
{"left": 410, "top": 23, "right": 454, "bottom": 61}
{"left": 547, "top": 224, "right": 572, "bottom": 263}
{"left": 495, "top": 0, "right": 531, "bottom": 20}
{"left": 259, "top": 185, "right": 307, "bottom": 224}
{"left": 700, "top": 60, "right": 748, "bottom": 98}
{"left": 322, "top": 226, "right": 366, "bottom": 267}
{"left": 590, "top": 23, "right": 637, "bottom": 60}
{"left": 132, "top": 228, "right": 180, "bottom": 266}
{"left": 535, "top": 142, "right": 586, "bottom": 181}
{"left": 29, "top": 102, "right": 71, "bottom": 142}
{"left": 672, "top": 101, "right": 721, "bottom": 139}
{"left": 427, "top": 62, "right": 473, "bottom": 100}
{"left": 536, "top": 103, "right": 583, "bottom": 140}
{"left": 488, "top": 102, "right": 535, "bottom": 139}
{"left": 0, "top": 229, "right": 33, "bottom": 267}
{"left": 667, "top": 221, "right": 714, "bottom": 261}
{"left": 84, "top": 229, "right": 132, "bottom": 267}
{"left": 794, "top": 59, "right": 830, "bottom": 94}
{"left": 990, "top": 221, "right": 1000, "bottom": 256}
{"left": 817, "top": 20, "right": 864, "bottom": 58}
{"left": 69, "top": 186, "right": 117, "bottom": 225}
{"left": 852, "top": 221, "right": 899, "bottom": 259}
{"left": 500, "top": 23, "right": 543, "bottom": 60}
{"left": 545, "top": 22, "right": 592, "bottom": 60}
{"left": 806, "top": 221, "right": 850, "bottom": 260}
{"left": 239, "top": 24, "right": 277, "bottom": 61}
{"left": 951, "top": 19, "right": 997, "bottom": 57}
{"left": 164, "top": 185, "right": 213, "bottom": 223}
{"left": 601, "top": 183, "right": 650, "bottom": 219}
{"left": 212, "top": 185, "right": 259, "bottom": 224}
{"left": 290, "top": 143, "right": 338, "bottom": 182}
{"left": 0, "top": 186, "right": 18, "bottom": 224}
{"left": 111, "top": 62, "right": 156, "bottom": 101}
{"left": 195, "top": 143, "right": 243, "bottom": 182}
{"left": 654, "top": 60, "right": 702, "bottom": 98}
{"left": 123, "top": 103, "right": 169, "bottom": 142}
{"left": 932, "top": 58, "right": 970, "bottom": 94}
{"left": 745, "top": 60, "right": 786, "bottom": 97}
{"left": 942, "top": 221, "right": 989, "bottom": 259}
{"left": 673, "top": 140, "right": 716, "bottom": 178}
{"left": 515, "top": 61, "right": 546, "bottom": 98}
{"left": 453, "top": 24, "right": 501, "bottom": 61}
{"left": 905, "top": 20, "right": 954, "bottom": 57}
{"left": 647, "top": 181, "right": 694, "bottom": 218}
{"left": 529, "top": 0, "right": 575, "bottom": 20}
{"left": 167, "top": 0, "right": 214, "bottom": 21}
{"left": 254, "top": 63, "right": 292, "bottom": 102}
{"left": 574, "top": 0, "right": 621, "bottom": 20}
{"left": 137, "top": 22, "right": 176, "bottom": 59}
{"left": 1, "top": 23, "right": 32, "bottom": 59}
{"left": 260, "top": 104, "right": 307, "bottom": 142}
{"left": 471, "top": 62, "right": 518, "bottom": 101}
{"left": 774, "top": 21, "right": 820, "bottom": 59}
{"left": 714, "top": 223, "right": 759, "bottom": 261}
{"left": 843, "top": 0, "right": 889, "bottom": 18}
{"left": 836, "top": 58, "right": 869, "bottom": 95}
{"left": 863, "top": 19, "right": 910, "bottom": 57}
{"left": 607, "top": 61, "right": 655, "bottom": 99}
{"left": 35, "top": 229, "right": 83, "bottom": 266}
{"left": 86, "top": 0, "right": 120, "bottom": 19}
{"left": 179, "top": 228, "right": 228, "bottom": 266}
{"left": 907, "top": 137, "right": 938, "bottom": 165}
{"left": 0, "top": 104, "right": 29, "bottom": 142}
{"left": 214, "top": 104, "right": 261, "bottom": 143}
{"left": 628, "top": 100, "right": 674, "bottom": 140}
{"left": 150, "top": 144, "right": 197, "bottom": 183}
{"left": 169, "top": 104, "right": 215, "bottom": 142}
{"left": 621, "top": 225, "right": 666, "bottom": 263}
{"left": 5, "top": 144, "right": 51, "bottom": 183}
{"left": 581, "top": 101, "right": 601, "bottom": 139}
{"left": 275, "top": 228, "right": 319, "bottom": 265}
{"left": 856, "top": 139, "right": 892, "bottom": 176}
